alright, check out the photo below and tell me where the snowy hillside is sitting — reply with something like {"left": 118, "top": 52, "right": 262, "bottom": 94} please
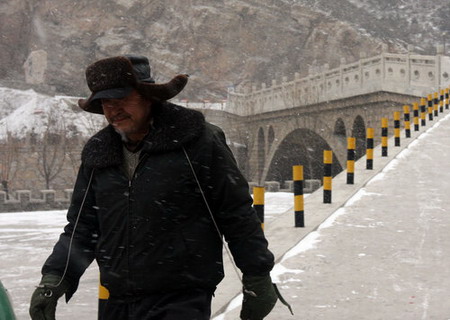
{"left": 287, "top": 0, "right": 449, "bottom": 51}
{"left": 0, "top": 87, "right": 106, "bottom": 139}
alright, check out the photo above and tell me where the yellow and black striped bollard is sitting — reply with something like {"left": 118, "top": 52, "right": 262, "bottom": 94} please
{"left": 445, "top": 88, "right": 449, "bottom": 110}
{"left": 433, "top": 92, "right": 439, "bottom": 117}
{"left": 394, "top": 111, "right": 401, "bottom": 147}
{"left": 366, "top": 128, "right": 374, "bottom": 170}
{"left": 440, "top": 90, "right": 444, "bottom": 113}
{"left": 347, "top": 137, "right": 355, "bottom": 184}
{"left": 427, "top": 94, "right": 434, "bottom": 121}
{"left": 293, "top": 165, "right": 304, "bottom": 227}
{"left": 420, "top": 97, "right": 426, "bottom": 127}
{"left": 403, "top": 105, "right": 411, "bottom": 138}
{"left": 99, "top": 280, "right": 109, "bottom": 319}
{"left": 323, "top": 150, "right": 332, "bottom": 204}
{"left": 253, "top": 186, "right": 265, "bottom": 230}
{"left": 381, "top": 118, "right": 388, "bottom": 157}
{"left": 413, "top": 102, "right": 419, "bottom": 131}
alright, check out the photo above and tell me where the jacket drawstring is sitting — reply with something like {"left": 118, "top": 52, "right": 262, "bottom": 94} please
{"left": 182, "top": 147, "right": 293, "bottom": 316}
{"left": 51, "top": 169, "right": 95, "bottom": 289}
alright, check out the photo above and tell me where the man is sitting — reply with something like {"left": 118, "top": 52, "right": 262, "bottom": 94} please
{"left": 29, "top": 55, "right": 277, "bottom": 320}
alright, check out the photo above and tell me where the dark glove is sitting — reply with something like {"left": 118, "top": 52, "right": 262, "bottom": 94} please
{"left": 29, "top": 274, "right": 71, "bottom": 320}
{"left": 240, "top": 274, "right": 277, "bottom": 320}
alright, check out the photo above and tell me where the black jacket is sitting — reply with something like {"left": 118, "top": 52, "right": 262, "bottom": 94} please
{"left": 42, "top": 102, "right": 274, "bottom": 299}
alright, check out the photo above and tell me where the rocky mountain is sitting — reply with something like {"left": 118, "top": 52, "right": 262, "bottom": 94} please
{"left": 0, "top": 0, "right": 448, "bottom": 101}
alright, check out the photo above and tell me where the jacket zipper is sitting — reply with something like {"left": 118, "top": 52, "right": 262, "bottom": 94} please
{"left": 127, "top": 153, "right": 148, "bottom": 294}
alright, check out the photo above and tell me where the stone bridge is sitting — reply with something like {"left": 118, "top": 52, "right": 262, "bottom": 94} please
{"left": 179, "top": 47, "right": 450, "bottom": 187}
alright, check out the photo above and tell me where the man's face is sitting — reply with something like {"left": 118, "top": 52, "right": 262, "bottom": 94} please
{"left": 101, "top": 89, "right": 152, "bottom": 140}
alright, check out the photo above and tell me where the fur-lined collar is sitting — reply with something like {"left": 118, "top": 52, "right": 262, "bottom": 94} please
{"left": 81, "top": 102, "right": 205, "bottom": 168}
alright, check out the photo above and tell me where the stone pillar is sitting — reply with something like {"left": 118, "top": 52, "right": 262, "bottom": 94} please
{"left": 42, "top": 190, "right": 56, "bottom": 204}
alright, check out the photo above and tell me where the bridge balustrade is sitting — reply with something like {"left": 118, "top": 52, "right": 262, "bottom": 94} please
{"left": 227, "top": 51, "right": 450, "bottom": 116}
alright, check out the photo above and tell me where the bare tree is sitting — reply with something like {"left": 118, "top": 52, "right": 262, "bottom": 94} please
{"left": 36, "top": 110, "right": 67, "bottom": 189}
{"left": 0, "top": 130, "right": 20, "bottom": 198}
{"left": 65, "top": 124, "right": 84, "bottom": 177}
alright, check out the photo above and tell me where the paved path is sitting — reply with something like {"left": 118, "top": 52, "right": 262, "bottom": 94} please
{"left": 215, "top": 110, "right": 450, "bottom": 319}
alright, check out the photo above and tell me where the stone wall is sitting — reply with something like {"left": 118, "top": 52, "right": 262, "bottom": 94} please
{"left": 0, "top": 189, "right": 72, "bottom": 212}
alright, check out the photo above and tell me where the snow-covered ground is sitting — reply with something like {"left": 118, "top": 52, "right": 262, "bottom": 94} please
{"left": 0, "top": 210, "right": 97, "bottom": 319}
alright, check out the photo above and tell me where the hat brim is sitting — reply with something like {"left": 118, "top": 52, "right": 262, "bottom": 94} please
{"left": 92, "top": 86, "right": 134, "bottom": 101}
{"left": 78, "top": 74, "right": 189, "bottom": 114}
{"left": 77, "top": 87, "right": 133, "bottom": 114}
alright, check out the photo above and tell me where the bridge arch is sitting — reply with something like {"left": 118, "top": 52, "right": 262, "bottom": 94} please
{"left": 334, "top": 118, "right": 347, "bottom": 149}
{"left": 248, "top": 113, "right": 350, "bottom": 184}
{"left": 238, "top": 90, "right": 422, "bottom": 184}
{"left": 265, "top": 128, "right": 343, "bottom": 185}
{"left": 351, "top": 115, "right": 366, "bottom": 160}
{"left": 334, "top": 118, "right": 346, "bottom": 137}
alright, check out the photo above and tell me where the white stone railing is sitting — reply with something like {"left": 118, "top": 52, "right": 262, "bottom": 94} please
{"left": 226, "top": 50, "right": 450, "bottom": 116}
{"left": 170, "top": 99, "right": 227, "bottom": 111}
{"left": 0, "top": 189, "right": 72, "bottom": 212}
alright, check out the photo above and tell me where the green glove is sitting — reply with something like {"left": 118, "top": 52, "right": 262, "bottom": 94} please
{"left": 240, "top": 275, "right": 277, "bottom": 320}
{"left": 0, "top": 280, "right": 16, "bottom": 320}
{"left": 29, "top": 274, "right": 71, "bottom": 320}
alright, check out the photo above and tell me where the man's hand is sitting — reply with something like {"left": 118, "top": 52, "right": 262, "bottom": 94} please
{"left": 29, "top": 275, "right": 70, "bottom": 320}
{"left": 240, "top": 274, "right": 277, "bottom": 320}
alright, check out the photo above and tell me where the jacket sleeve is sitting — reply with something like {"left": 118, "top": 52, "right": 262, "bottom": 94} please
{"left": 202, "top": 124, "right": 274, "bottom": 276}
{"left": 41, "top": 164, "right": 98, "bottom": 300}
